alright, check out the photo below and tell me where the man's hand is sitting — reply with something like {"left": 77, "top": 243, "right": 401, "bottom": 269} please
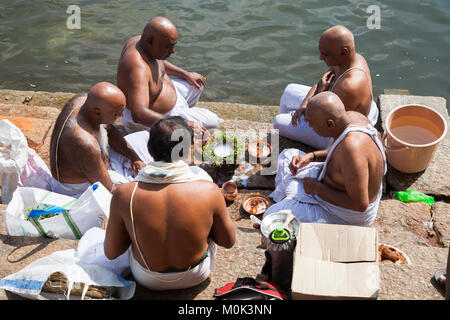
{"left": 186, "top": 120, "right": 208, "bottom": 137}
{"left": 317, "top": 70, "right": 335, "bottom": 93}
{"left": 185, "top": 72, "right": 207, "bottom": 89}
{"left": 302, "top": 177, "right": 321, "bottom": 195}
{"left": 131, "top": 160, "right": 146, "bottom": 174}
{"left": 291, "top": 106, "right": 306, "bottom": 127}
{"left": 289, "top": 153, "right": 314, "bottom": 175}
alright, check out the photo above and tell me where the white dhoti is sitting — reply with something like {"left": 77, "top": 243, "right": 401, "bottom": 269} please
{"left": 273, "top": 83, "right": 379, "bottom": 150}
{"left": 265, "top": 123, "right": 386, "bottom": 227}
{"left": 129, "top": 240, "right": 217, "bottom": 291}
{"left": 120, "top": 77, "right": 223, "bottom": 134}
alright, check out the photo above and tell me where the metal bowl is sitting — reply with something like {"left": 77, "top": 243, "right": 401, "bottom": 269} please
{"left": 260, "top": 211, "right": 300, "bottom": 239}
{"left": 242, "top": 194, "right": 271, "bottom": 215}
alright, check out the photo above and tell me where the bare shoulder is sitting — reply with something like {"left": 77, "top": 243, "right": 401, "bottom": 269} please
{"left": 338, "top": 71, "right": 367, "bottom": 92}
{"left": 336, "top": 131, "right": 370, "bottom": 156}
{"left": 111, "top": 182, "right": 134, "bottom": 203}
{"left": 190, "top": 180, "right": 221, "bottom": 194}
{"left": 61, "top": 126, "right": 101, "bottom": 157}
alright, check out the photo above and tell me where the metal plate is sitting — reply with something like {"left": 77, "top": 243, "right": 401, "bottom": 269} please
{"left": 260, "top": 211, "right": 300, "bottom": 238}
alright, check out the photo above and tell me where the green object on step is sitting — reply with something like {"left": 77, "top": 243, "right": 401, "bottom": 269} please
{"left": 393, "top": 190, "right": 435, "bottom": 206}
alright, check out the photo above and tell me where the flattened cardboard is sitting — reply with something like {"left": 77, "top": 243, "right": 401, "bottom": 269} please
{"left": 297, "top": 223, "right": 378, "bottom": 262}
{"left": 291, "top": 223, "right": 379, "bottom": 300}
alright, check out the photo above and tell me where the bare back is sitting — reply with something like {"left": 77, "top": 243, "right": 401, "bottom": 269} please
{"left": 330, "top": 53, "right": 373, "bottom": 116}
{"left": 49, "top": 95, "right": 110, "bottom": 184}
{"left": 323, "top": 112, "right": 383, "bottom": 204}
{"left": 107, "top": 180, "right": 235, "bottom": 272}
{"left": 117, "top": 36, "right": 177, "bottom": 115}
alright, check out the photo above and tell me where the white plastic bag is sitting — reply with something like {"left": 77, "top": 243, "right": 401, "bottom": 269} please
{"left": 0, "top": 119, "right": 53, "bottom": 204}
{"left": 77, "top": 227, "right": 130, "bottom": 277}
{"left": 2, "top": 182, "right": 112, "bottom": 239}
{"left": 0, "top": 248, "right": 135, "bottom": 300}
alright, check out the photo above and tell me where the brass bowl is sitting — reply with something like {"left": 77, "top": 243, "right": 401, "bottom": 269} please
{"left": 221, "top": 181, "right": 238, "bottom": 201}
{"left": 248, "top": 139, "right": 272, "bottom": 164}
{"left": 242, "top": 193, "right": 271, "bottom": 216}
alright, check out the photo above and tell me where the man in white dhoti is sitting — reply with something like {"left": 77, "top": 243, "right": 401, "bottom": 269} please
{"left": 49, "top": 82, "right": 147, "bottom": 197}
{"left": 274, "top": 25, "right": 379, "bottom": 150}
{"left": 117, "top": 16, "right": 223, "bottom": 135}
{"left": 265, "top": 92, "right": 386, "bottom": 227}
{"left": 104, "top": 117, "right": 235, "bottom": 290}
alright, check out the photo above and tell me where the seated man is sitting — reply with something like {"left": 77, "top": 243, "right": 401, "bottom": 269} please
{"left": 104, "top": 116, "right": 235, "bottom": 290}
{"left": 118, "top": 16, "right": 222, "bottom": 135}
{"left": 266, "top": 92, "right": 385, "bottom": 227}
{"left": 49, "top": 82, "right": 146, "bottom": 197}
{"left": 274, "top": 25, "right": 379, "bottom": 150}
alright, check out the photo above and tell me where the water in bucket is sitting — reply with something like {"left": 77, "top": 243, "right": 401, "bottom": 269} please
{"left": 390, "top": 115, "right": 440, "bottom": 145}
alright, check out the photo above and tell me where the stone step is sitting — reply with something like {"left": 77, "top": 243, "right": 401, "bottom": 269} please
{"left": 379, "top": 263, "right": 445, "bottom": 300}
{"left": 373, "top": 198, "right": 450, "bottom": 249}
{"left": 0, "top": 89, "right": 279, "bottom": 124}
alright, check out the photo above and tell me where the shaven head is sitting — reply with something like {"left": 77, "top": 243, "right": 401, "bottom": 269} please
{"left": 305, "top": 92, "right": 349, "bottom": 138}
{"left": 142, "top": 16, "right": 177, "bottom": 40}
{"left": 84, "top": 82, "right": 126, "bottom": 124}
{"left": 141, "top": 17, "right": 178, "bottom": 59}
{"left": 319, "top": 25, "right": 355, "bottom": 66}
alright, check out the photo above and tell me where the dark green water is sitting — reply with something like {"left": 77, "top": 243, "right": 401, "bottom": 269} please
{"left": 0, "top": 0, "right": 449, "bottom": 110}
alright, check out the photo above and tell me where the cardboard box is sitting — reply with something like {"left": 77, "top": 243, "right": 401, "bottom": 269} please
{"left": 291, "top": 223, "right": 379, "bottom": 300}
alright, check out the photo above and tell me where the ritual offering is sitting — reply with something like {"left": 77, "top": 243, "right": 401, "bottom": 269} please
{"left": 242, "top": 194, "right": 271, "bottom": 216}
{"left": 202, "top": 132, "right": 243, "bottom": 168}
{"left": 248, "top": 139, "right": 272, "bottom": 164}
{"left": 378, "top": 244, "right": 411, "bottom": 265}
{"left": 221, "top": 181, "right": 238, "bottom": 201}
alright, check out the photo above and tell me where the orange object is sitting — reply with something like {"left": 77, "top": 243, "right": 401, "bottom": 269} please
{"left": 242, "top": 194, "right": 271, "bottom": 215}
{"left": 221, "top": 181, "right": 238, "bottom": 201}
{"left": 382, "top": 104, "right": 447, "bottom": 173}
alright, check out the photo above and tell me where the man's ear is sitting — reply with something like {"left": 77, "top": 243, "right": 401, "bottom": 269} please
{"left": 94, "top": 107, "right": 102, "bottom": 121}
{"left": 341, "top": 47, "right": 349, "bottom": 57}
{"left": 327, "top": 119, "right": 335, "bottom": 128}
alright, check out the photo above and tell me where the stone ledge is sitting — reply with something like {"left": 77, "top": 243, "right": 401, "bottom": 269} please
{"left": 379, "top": 263, "right": 445, "bottom": 300}
{"left": 432, "top": 202, "right": 450, "bottom": 248}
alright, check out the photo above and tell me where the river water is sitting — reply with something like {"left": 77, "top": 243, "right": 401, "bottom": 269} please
{"left": 0, "top": 0, "right": 449, "bottom": 110}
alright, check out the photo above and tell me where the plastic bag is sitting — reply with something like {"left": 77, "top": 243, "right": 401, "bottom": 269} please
{"left": 2, "top": 182, "right": 112, "bottom": 239}
{"left": 0, "top": 247, "right": 135, "bottom": 300}
{"left": 0, "top": 119, "right": 53, "bottom": 204}
{"left": 392, "top": 190, "right": 435, "bottom": 206}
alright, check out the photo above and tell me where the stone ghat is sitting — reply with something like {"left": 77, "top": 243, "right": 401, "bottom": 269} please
{"left": 0, "top": 88, "right": 448, "bottom": 300}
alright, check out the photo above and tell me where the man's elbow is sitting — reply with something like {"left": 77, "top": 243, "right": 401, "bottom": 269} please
{"left": 223, "top": 231, "right": 236, "bottom": 249}
{"left": 103, "top": 242, "right": 119, "bottom": 260}
{"left": 131, "top": 109, "right": 147, "bottom": 125}
{"left": 354, "top": 199, "right": 369, "bottom": 212}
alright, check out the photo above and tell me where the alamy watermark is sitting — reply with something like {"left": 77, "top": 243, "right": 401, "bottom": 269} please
{"left": 367, "top": 5, "right": 381, "bottom": 30}
{"left": 66, "top": 5, "right": 81, "bottom": 30}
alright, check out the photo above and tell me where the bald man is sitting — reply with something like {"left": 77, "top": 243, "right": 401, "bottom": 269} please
{"left": 49, "top": 82, "right": 146, "bottom": 197}
{"left": 266, "top": 92, "right": 385, "bottom": 227}
{"left": 118, "top": 16, "right": 222, "bottom": 135}
{"left": 274, "top": 25, "right": 379, "bottom": 150}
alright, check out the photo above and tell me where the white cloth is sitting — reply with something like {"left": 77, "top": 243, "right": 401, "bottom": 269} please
{"left": 265, "top": 124, "right": 386, "bottom": 227}
{"left": 273, "top": 83, "right": 379, "bottom": 150}
{"left": 129, "top": 240, "right": 217, "bottom": 291}
{"left": 120, "top": 77, "right": 223, "bottom": 134}
{"left": 0, "top": 119, "right": 155, "bottom": 200}
{"left": 135, "top": 160, "right": 213, "bottom": 184}
{"left": 77, "top": 227, "right": 130, "bottom": 277}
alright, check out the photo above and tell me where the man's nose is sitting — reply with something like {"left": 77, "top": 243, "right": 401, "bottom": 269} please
{"left": 170, "top": 47, "right": 175, "bottom": 54}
